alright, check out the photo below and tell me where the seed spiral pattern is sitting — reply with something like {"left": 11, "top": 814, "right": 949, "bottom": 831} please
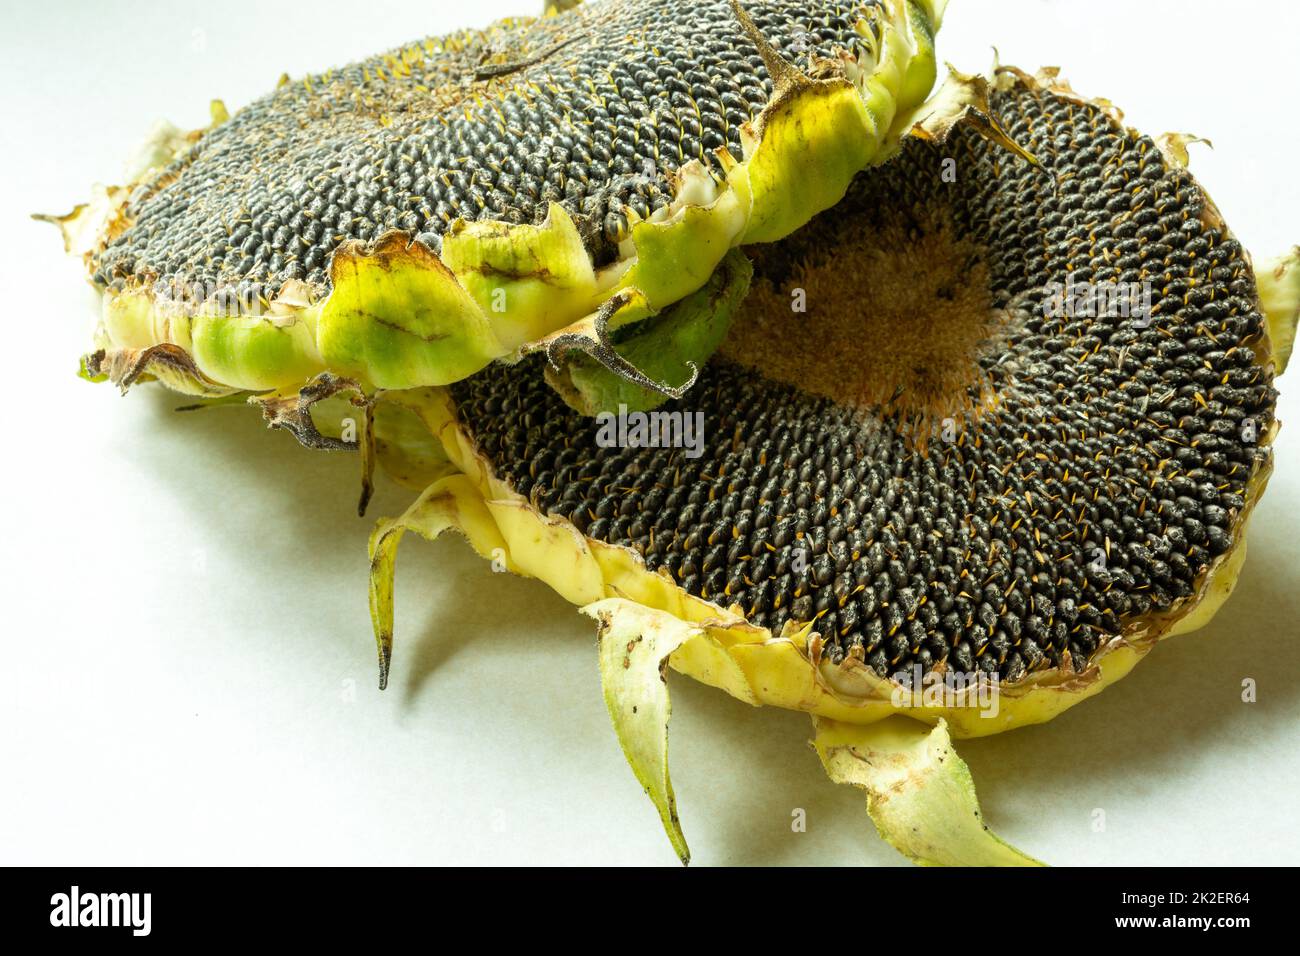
{"left": 450, "top": 82, "right": 1277, "bottom": 683}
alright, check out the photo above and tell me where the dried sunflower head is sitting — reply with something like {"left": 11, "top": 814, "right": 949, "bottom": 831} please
{"left": 47, "top": 0, "right": 946, "bottom": 404}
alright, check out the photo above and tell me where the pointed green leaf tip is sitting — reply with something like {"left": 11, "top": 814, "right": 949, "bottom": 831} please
{"left": 368, "top": 474, "right": 505, "bottom": 690}
{"left": 585, "top": 599, "right": 699, "bottom": 865}
{"left": 813, "top": 715, "right": 1044, "bottom": 867}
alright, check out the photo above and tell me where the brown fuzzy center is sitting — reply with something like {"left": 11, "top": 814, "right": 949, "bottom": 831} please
{"left": 721, "top": 207, "right": 1005, "bottom": 438}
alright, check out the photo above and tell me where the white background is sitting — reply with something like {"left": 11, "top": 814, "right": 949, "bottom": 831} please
{"left": 1, "top": 0, "right": 1297, "bottom": 866}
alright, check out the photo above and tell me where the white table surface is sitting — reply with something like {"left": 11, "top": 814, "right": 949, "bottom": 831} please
{"left": 2, "top": 0, "right": 1297, "bottom": 865}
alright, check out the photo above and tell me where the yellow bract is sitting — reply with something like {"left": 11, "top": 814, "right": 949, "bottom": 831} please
{"left": 813, "top": 716, "right": 1043, "bottom": 866}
